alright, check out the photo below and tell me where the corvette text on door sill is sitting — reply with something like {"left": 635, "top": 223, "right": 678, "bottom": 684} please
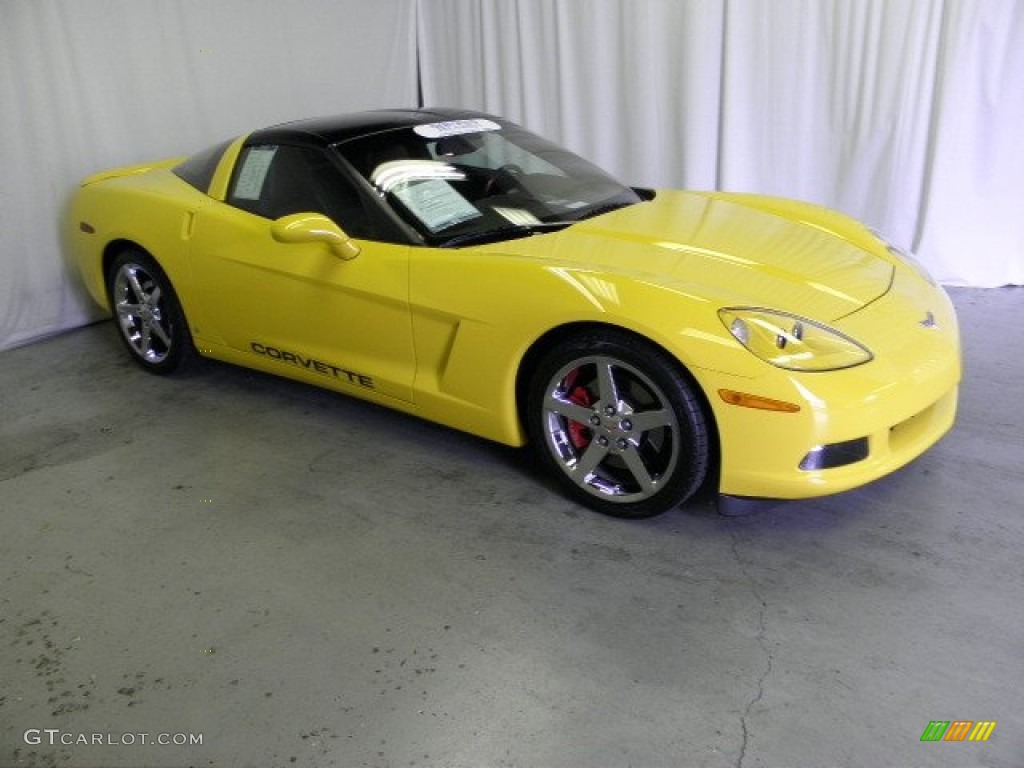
{"left": 249, "top": 342, "right": 374, "bottom": 388}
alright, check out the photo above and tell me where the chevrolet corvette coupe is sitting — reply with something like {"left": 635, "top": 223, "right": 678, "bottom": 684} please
{"left": 68, "top": 108, "right": 961, "bottom": 517}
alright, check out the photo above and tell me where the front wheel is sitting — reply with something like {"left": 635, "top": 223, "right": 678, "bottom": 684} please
{"left": 107, "top": 250, "right": 192, "bottom": 374}
{"left": 526, "top": 331, "right": 709, "bottom": 518}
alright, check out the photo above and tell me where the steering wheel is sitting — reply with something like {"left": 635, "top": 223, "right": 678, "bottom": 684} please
{"left": 484, "top": 164, "right": 526, "bottom": 197}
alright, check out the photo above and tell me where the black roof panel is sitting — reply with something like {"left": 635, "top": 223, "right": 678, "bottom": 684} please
{"left": 246, "top": 107, "right": 496, "bottom": 147}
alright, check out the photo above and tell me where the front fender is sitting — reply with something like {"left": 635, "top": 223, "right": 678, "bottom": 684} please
{"left": 408, "top": 249, "right": 753, "bottom": 445}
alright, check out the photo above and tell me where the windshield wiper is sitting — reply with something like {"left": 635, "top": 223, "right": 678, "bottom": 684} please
{"left": 440, "top": 222, "right": 570, "bottom": 248}
{"left": 574, "top": 201, "right": 636, "bottom": 222}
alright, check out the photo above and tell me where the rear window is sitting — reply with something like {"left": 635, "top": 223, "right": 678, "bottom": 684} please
{"left": 172, "top": 139, "right": 232, "bottom": 193}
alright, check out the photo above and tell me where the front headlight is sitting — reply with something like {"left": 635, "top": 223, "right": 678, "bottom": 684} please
{"left": 870, "top": 228, "right": 935, "bottom": 285}
{"left": 718, "top": 308, "right": 873, "bottom": 371}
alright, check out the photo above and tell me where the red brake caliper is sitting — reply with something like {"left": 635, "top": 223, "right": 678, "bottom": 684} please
{"left": 564, "top": 368, "right": 594, "bottom": 450}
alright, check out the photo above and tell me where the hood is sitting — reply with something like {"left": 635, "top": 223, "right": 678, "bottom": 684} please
{"left": 516, "top": 191, "right": 893, "bottom": 322}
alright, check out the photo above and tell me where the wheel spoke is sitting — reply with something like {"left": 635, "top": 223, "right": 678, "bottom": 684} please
{"left": 620, "top": 445, "right": 657, "bottom": 496}
{"left": 149, "top": 320, "right": 171, "bottom": 347}
{"left": 628, "top": 407, "right": 674, "bottom": 434}
{"left": 117, "top": 302, "right": 142, "bottom": 317}
{"left": 126, "top": 270, "right": 147, "bottom": 302}
{"left": 595, "top": 359, "right": 619, "bottom": 407}
{"left": 572, "top": 439, "right": 608, "bottom": 480}
{"left": 138, "top": 325, "right": 153, "bottom": 356}
{"left": 545, "top": 393, "right": 594, "bottom": 426}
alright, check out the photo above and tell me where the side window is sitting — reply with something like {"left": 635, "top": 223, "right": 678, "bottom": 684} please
{"left": 227, "top": 145, "right": 373, "bottom": 237}
{"left": 173, "top": 138, "right": 232, "bottom": 193}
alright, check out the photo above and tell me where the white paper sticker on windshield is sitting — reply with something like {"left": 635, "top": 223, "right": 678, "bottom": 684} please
{"left": 492, "top": 206, "right": 542, "bottom": 226}
{"left": 233, "top": 146, "right": 277, "bottom": 201}
{"left": 393, "top": 178, "right": 482, "bottom": 232}
{"left": 414, "top": 119, "right": 501, "bottom": 139}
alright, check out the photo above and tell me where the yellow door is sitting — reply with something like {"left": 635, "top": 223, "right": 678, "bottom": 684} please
{"left": 187, "top": 201, "right": 415, "bottom": 403}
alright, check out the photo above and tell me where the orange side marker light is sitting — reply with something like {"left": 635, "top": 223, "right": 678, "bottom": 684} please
{"left": 718, "top": 389, "right": 801, "bottom": 413}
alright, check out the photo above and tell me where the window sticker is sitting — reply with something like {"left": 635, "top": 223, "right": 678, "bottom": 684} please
{"left": 492, "top": 206, "right": 542, "bottom": 226}
{"left": 413, "top": 119, "right": 501, "bottom": 139}
{"left": 393, "top": 178, "right": 482, "bottom": 233}
{"left": 233, "top": 146, "right": 277, "bottom": 200}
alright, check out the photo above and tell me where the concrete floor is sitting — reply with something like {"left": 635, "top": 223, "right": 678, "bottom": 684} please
{"left": 1, "top": 286, "right": 1021, "bottom": 768}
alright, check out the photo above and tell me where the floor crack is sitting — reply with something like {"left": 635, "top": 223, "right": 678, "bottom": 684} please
{"left": 730, "top": 528, "right": 773, "bottom": 768}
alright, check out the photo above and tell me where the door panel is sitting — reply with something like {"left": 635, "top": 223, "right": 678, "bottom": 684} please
{"left": 188, "top": 202, "right": 415, "bottom": 403}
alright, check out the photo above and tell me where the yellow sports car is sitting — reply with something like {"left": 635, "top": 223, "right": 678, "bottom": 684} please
{"left": 68, "top": 109, "right": 960, "bottom": 517}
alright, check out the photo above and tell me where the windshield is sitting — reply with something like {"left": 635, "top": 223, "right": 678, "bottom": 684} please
{"left": 334, "top": 118, "right": 642, "bottom": 246}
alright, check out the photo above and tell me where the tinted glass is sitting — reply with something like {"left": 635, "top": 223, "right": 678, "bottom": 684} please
{"left": 335, "top": 119, "right": 642, "bottom": 246}
{"left": 226, "top": 144, "right": 375, "bottom": 237}
{"left": 172, "top": 139, "right": 232, "bottom": 193}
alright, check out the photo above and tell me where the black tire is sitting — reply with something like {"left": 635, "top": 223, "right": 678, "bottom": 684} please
{"left": 107, "top": 249, "right": 192, "bottom": 374}
{"left": 526, "top": 329, "right": 709, "bottom": 518}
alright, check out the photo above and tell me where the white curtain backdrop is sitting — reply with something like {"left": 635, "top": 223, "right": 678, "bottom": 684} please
{"left": 2, "top": 0, "right": 1021, "bottom": 352}
{"left": 0, "top": 0, "right": 417, "bottom": 350}
{"left": 418, "top": 0, "right": 1024, "bottom": 287}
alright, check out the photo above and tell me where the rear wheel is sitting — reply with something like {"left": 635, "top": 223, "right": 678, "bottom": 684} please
{"left": 107, "top": 250, "right": 192, "bottom": 374}
{"left": 527, "top": 330, "right": 709, "bottom": 518}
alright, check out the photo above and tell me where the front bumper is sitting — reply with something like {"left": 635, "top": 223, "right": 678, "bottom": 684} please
{"left": 702, "top": 271, "right": 961, "bottom": 500}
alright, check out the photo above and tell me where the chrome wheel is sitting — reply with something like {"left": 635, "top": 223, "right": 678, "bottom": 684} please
{"left": 113, "top": 262, "right": 172, "bottom": 363}
{"left": 107, "top": 250, "right": 191, "bottom": 374}
{"left": 527, "top": 332, "right": 709, "bottom": 517}
{"left": 543, "top": 356, "right": 680, "bottom": 502}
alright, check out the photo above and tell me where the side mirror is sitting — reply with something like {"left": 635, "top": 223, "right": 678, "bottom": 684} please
{"left": 271, "top": 213, "right": 360, "bottom": 260}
